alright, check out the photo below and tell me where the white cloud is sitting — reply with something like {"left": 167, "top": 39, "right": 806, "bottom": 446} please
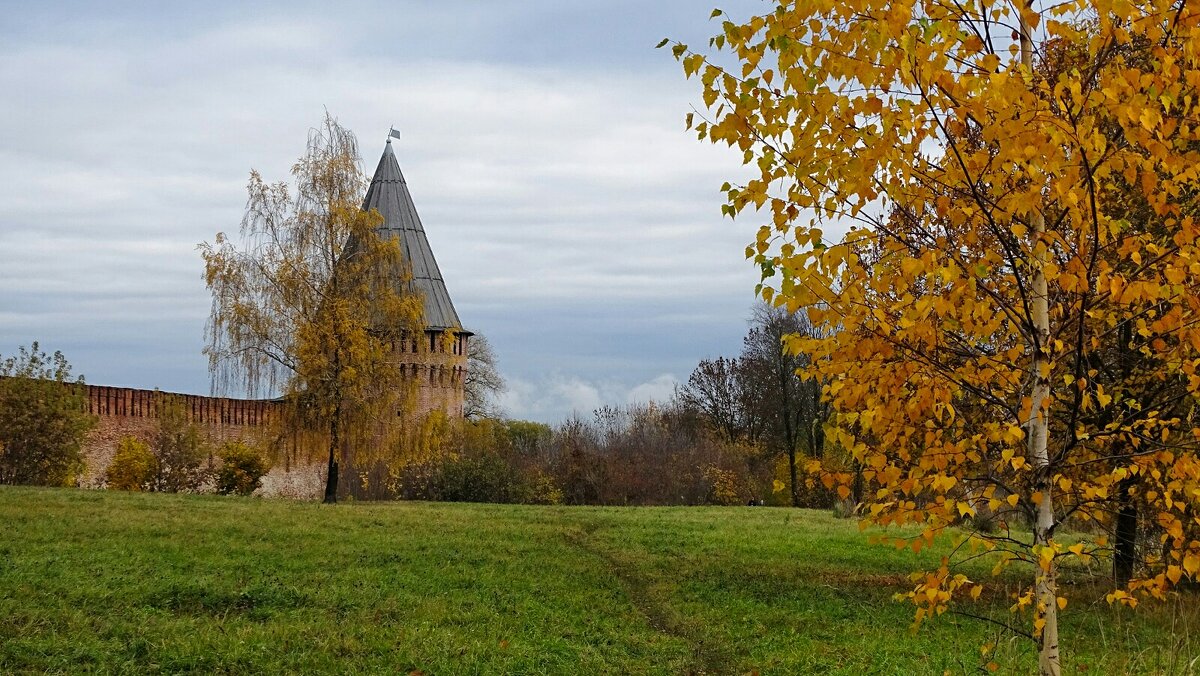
{"left": 496, "top": 372, "right": 684, "bottom": 423}
{"left": 498, "top": 374, "right": 607, "bottom": 421}
{"left": 626, "top": 374, "right": 680, "bottom": 406}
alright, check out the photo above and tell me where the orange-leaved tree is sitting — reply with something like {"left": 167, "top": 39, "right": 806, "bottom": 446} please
{"left": 670, "top": 1, "right": 1200, "bottom": 673}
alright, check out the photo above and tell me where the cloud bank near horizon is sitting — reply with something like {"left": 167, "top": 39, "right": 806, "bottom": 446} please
{"left": 0, "top": 1, "right": 766, "bottom": 423}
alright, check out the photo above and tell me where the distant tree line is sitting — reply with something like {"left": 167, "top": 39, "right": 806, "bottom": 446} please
{"left": 365, "top": 405, "right": 745, "bottom": 505}
{"left": 343, "top": 304, "right": 835, "bottom": 508}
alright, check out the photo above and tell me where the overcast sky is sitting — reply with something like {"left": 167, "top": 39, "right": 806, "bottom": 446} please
{"left": 0, "top": 0, "right": 768, "bottom": 424}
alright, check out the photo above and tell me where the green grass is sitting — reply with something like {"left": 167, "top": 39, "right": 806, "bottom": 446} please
{"left": 1, "top": 487, "right": 1196, "bottom": 674}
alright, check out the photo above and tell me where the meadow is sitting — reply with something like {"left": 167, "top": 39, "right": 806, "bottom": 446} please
{"left": 1, "top": 487, "right": 1195, "bottom": 674}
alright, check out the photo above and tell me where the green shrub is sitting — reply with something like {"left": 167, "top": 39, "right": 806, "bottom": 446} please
{"left": 514, "top": 469, "right": 563, "bottom": 505}
{"left": 0, "top": 343, "right": 94, "bottom": 486}
{"left": 151, "top": 395, "right": 210, "bottom": 492}
{"left": 106, "top": 436, "right": 155, "bottom": 491}
{"left": 216, "top": 441, "right": 270, "bottom": 496}
{"left": 437, "top": 452, "right": 515, "bottom": 503}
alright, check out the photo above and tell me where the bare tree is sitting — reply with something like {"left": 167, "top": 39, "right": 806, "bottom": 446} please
{"left": 676, "top": 356, "right": 750, "bottom": 444}
{"left": 739, "top": 304, "right": 827, "bottom": 506}
{"left": 463, "top": 334, "right": 505, "bottom": 420}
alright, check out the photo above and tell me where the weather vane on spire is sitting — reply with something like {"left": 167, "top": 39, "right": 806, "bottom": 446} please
{"left": 388, "top": 127, "right": 402, "bottom": 143}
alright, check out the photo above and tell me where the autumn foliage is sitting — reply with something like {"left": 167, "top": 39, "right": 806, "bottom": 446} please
{"left": 106, "top": 436, "right": 155, "bottom": 491}
{"left": 200, "top": 115, "right": 425, "bottom": 504}
{"left": 215, "top": 441, "right": 271, "bottom": 496}
{"left": 673, "top": 0, "right": 1200, "bottom": 672}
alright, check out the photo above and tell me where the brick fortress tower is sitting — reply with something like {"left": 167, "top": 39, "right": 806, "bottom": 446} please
{"left": 361, "top": 137, "right": 470, "bottom": 418}
{"left": 76, "top": 136, "right": 470, "bottom": 494}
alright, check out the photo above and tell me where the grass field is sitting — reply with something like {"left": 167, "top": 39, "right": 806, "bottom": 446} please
{"left": 1, "top": 487, "right": 1196, "bottom": 674}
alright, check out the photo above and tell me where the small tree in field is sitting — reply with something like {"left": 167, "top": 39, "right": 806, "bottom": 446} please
{"left": 0, "top": 343, "right": 93, "bottom": 486}
{"left": 673, "top": 1, "right": 1200, "bottom": 673}
{"left": 201, "top": 114, "right": 425, "bottom": 504}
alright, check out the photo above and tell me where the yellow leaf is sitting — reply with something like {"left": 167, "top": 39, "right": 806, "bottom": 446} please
{"left": 1184, "top": 553, "right": 1200, "bottom": 577}
{"left": 1167, "top": 566, "right": 1183, "bottom": 585}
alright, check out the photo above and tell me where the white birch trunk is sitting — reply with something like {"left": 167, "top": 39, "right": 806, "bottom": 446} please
{"left": 1020, "top": 7, "right": 1061, "bottom": 675}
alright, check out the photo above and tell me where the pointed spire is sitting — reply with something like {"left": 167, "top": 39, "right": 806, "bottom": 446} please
{"left": 362, "top": 140, "right": 465, "bottom": 332}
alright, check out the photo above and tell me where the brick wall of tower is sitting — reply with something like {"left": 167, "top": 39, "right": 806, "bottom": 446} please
{"left": 394, "top": 329, "right": 469, "bottom": 419}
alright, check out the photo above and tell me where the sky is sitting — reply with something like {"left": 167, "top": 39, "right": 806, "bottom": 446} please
{"left": 0, "top": 0, "right": 768, "bottom": 424}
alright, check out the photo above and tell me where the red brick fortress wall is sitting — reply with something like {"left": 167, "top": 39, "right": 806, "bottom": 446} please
{"left": 84, "top": 385, "right": 276, "bottom": 427}
{"left": 77, "top": 334, "right": 468, "bottom": 497}
{"left": 78, "top": 385, "right": 283, "bottom": 490}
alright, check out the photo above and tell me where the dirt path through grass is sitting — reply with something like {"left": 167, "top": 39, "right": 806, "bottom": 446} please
{"left": 563, "top": 516, "right": 737, "bottom": 675}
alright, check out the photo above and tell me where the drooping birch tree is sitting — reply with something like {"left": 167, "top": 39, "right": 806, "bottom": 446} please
{"left": 671, "top": 1, "right": 1200, "bottom": 673}
{"left": 200, "top": 115, "right": 424, "bottom": 504}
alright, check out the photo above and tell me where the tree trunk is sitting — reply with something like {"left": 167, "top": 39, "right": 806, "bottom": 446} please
{"left": 1029, "top": 255, "right": 1061, "bottom": 675}
{"left": 1111, "top": 324, "right": 1138, "bottom": 587}
{"left": 323, "top": 417, "right": 339, "bottom": 504}
{"left": 788, "top": 447, "right": 800, "bottom": 507}
{"left": 1113, "top": 475, "right": 1139, "bottom": 586}
{"left": 1031, "top": 458, "right": 1060, "bottom": 676}
{"left": 324, "top": 346, "right": 344, "bottom": 505}
{"left": 1020, "top": 8, "right": 1060, "bottom": 674}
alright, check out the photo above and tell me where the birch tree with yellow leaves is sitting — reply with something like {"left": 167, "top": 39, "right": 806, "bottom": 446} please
{"left": 671, "top": 1, "right": 1200, "bottom": 673}
{"left": 201, "top": 115, "right": 424, "bottom": 504}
